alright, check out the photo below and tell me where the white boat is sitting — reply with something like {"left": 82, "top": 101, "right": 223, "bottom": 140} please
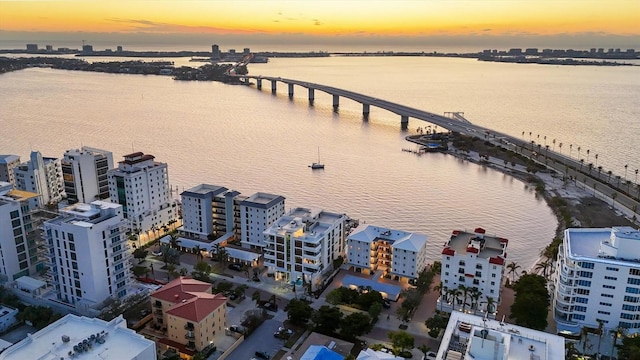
{"left": 309, "top": 147, "right": 324, "bottom": 169}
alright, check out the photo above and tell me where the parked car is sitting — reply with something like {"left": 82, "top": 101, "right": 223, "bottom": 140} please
{"left": 228, "top": 325, "right": 246, "bottom": 334}
{"left": 424, "top": 351, "right": 437, "bottom": 360}
{"left": 262, "top": 302, "right": 275, "bottom": 310}
{"left": 151, "top": 250, "right": 162, "bottom": 256}
{"left": 273, "top": 327, "right": 293, "bottom": 339}
{"left": 255, "top": 351, "right": 270, "bottom": 359}
{"left": 228, "top": 263, "right": 242, "bottom": 271}
{"left": 381, "top": 299, "right": 391, "bottom": 308}
{"left": 229, "top": 293, "right": 238, "bottom": 300}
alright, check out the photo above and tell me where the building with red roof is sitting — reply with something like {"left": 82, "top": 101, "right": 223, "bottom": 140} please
{"left": 150, "top": 277, "right": 227, "bottom": 356}
{"left": 438, "top": 228, "right": 508, "bottom": 319}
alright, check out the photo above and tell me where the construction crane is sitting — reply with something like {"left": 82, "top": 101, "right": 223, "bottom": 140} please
{"left": 226, "top": 53, "right": 254, "bottom": 76}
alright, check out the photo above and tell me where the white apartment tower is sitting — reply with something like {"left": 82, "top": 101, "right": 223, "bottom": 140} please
{"left": 0, "top": 183, "right": 46, "bottom": 281}
{"left": 240, "top": 192, "right": 285, "bottom": 250}
{"left": 554, "top": 227, "right": 640, "bottom": 335}
{"left": 42, "top": 201, "right": 132, "bottom": 311}
{"left": 14, "top": 151, "right": 64, "bottom": 208}
{"left": 107, "top": 152, "right": 177, "bottom": 245}
{"left": 264, "top": 207, "right": 347, "bottom": 290}
{"left": 0, "top": 155, "right": 20, "bottom": 186}
{"left": 62, "top": 147, "right": 114, "bottom": 204}
{"left": 439, "top": 228, "right": 508, "bottom": 318}
{"left": 346, "top": 224, "right": 429, "bottom": 282}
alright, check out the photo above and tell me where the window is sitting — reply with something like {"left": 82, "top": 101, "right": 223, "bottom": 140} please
{"left": 575, "top": 297, "right": 589, "bottom": 304}
{"left": 574, "top": 305, "right": 587, "bottom": 312}
{"left": 573, "top": 314, "right": 585, "bottom": 321}
{"left": 624, "top": 296, "right": 639, "bottom": 303}
{"left": 575, "top": 289, "right": 590, "bottom": 295}
{"left": 630, "top": 269, "right": 640, "bottom": 276}
{"left": 606, "top": 267, "right": 619, "bottom": 272}
{"left": 599, "top": 302, "right": 612, "bottom": 307}
{"left": 628, "top": 278, "right": 640, "bottom": 286}
{"left": 602, "top": 293, "right": 614, "bottom": 298}
{"left": 576, "top": 280, "right": 591, "bottom": 287}
{"left": 603, "top": 284, "right": 616, "bottom": 289}
{"left": 597, "top": 311, "right": 611, "bottom": 315}
{"left": 623, "top": 304, "right": 637, "bottom": 311}
{"left": 605, "top": 276, "right": 618, "bottom": 281}
{"left": 626, "top": 287, "right": 640, "bottom": 294}
{"left": 579, "top": 262, "right": 594, "bottom": 269}
{"left": 577, "top": 271, "right": 593, "bottom": 278}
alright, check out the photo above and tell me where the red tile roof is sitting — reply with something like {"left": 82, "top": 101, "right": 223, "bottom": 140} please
{"left": 442, "top": 247, "right": 455, "bottom": 256}
{"left": 158, "top": 338, "right": 197, "bottom": 356}
{"left": 474, "top": 227, "right": 486, "bottom": 234}
{"left": 489, "top": 256, "right": 505, "bottom": 265}
{"left": 498, "top": 237, "right": 509, "bottom": 244}
{"left": 166, "top": 293, "right": 227, "bottom": 322}
{"left": 151, "top": 277, "right": 212, "bottom": 304}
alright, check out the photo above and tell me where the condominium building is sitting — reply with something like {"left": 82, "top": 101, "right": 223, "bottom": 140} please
{"left": 0, "top": 314, "right": 156, "bottom": 360}
{"left": 180, "top": 184, "right": 241, "bottom": 240}
{"left": 346, "top": 224, "right": 428, "bottom": 282}
{"left": 240, "top": 192, "right": 285, "bottom": 250}
{"left": 62, "top": 146, "right": 113, "bottom": 204}
{"left": 0, "top": 183, "right": 49, "bottom": 281}
{"left": 42, "top": 201, "right": 132, "bottom": 311}
{"left": 150, "top": 277, "right": 226, "bottom": 356}
{"left": 14, "top": 151, "right": 64, "bottom": 208}
{"left": 439, "top": 228, "right": 508, "bottom": 317}
{"left": 264, "top": 208, "right": 347, "bottom": 290}
{"left": 107, "top": 152, "right": 178, "bottom": 245}
{"left": 553, "top": 227, "right": 640, "bottom": 335}
{"left": 0, "top": 155, "right": 20, "bottom": 186}
{"left": 437, "top": 311, "right": 564, "bottom": 360}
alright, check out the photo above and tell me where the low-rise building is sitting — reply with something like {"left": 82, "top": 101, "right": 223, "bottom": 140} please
{"left": 264, "top": 208, "right": 347, "bottom": 291}
{"left": 150, "top": 277, "right": 227, "bottom": 356}
{"left": 346, "top": 224, "right": 428, "bottom": 282}
{"left": 439, "top": 228, "right": 508, "bottom": 317}
{"left": 437, "top": 311, "right": 564, "bottom": 360}
{"left": 553, "top": 227, "right": 640, "bottom": 335}
{"left": 0, "top": 314, "right": 156, "bottom": 360}
{"left": 0, "top": 305, "right": 18, "bottom": 333}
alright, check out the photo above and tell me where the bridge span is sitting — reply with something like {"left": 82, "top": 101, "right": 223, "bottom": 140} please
{"left": 239, "top": 75, "right": 479, "bottom": 132}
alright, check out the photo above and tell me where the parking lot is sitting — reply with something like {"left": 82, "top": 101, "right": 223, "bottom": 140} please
{"left": 224, "top": 318, "right": 285, "bottom": 360}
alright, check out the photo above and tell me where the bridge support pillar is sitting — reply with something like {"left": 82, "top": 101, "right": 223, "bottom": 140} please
{"left": 401, "top": 115, "right": 409, "bottom": 130}
{"left": 288, "top": 83, "right": 294, "bottom": 98}
{"left": 256, "top": 79, "right": 262, "bottom": 90}
{"left": 333, "top": 95, "right": 339, "bottom": 111}
{"left": 362, "top": 104, "right": 370, "bottom": 119}
{"left": 308, "top": 88, "right": 314, "bottom": 102}
{"left": 271, "top": 80, "right": 277, "bottom": 94}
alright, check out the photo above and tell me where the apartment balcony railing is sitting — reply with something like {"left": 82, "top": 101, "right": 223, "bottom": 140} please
{"left": 185, "top": 332, "right": 195, "bottom": 340}
{"left": 184, "top": 323, "right": 194, "bottom": 331}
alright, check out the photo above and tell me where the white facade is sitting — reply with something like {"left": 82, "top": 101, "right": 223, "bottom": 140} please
{"left": 264, "top": 208, "right": 347, "bottom": 290}
{"left": 43, "top": 201, "right": 132, "bottom": 311}
{"left": 439, "top": 228, "right": 508, "bottom": 317}
{"left": 240, "top": 192, "right": 285, "bottom": 250}
{"left": 0, "top": 184, "right": 46, "bottom": 282}
{"left": 0, "top": 155, "right": 20, "bottom": 186}
{"left": 14, "top": 151, "right": 64, "bottom": 208}
{"left": 62, "top": 146, "right": 114, "bottom": 204}
{"left": 107, "top": 152, "right": 177, "bottom": 245}
{"left": 0, "top": 314, "right": 156, "bottom": 360}
{"left": 346, "top": 224, "right": 428, "bottom": 281}
{"left": 437, "top": 311, "right": 564, "bottom": 360}
{"left": 554, "top": 227, "right": 640, "bottom": 335}
{"left": 0, "top": 305, "right": 18, "bottom": 333}
{"left": 180, "top": 184, "right": 230, "bottom": 239}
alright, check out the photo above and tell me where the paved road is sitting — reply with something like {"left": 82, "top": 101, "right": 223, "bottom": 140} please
{"left": 225, "top": 318, "right": 285, "bottom": 360}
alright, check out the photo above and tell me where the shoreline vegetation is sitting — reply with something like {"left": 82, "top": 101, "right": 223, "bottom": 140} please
{"left": 407, "top": 133, "right": 639, "bottom": 275}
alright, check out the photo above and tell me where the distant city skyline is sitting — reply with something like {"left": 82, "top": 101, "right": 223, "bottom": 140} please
{"left": 0, "top": 1, "right": 639, "bottom": 52}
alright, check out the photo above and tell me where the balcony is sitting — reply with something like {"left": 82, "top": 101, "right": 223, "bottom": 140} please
{"left": 154, "top": 309, "right": 163, "bottom": 316}
{"left": 186, "top": 342, "right": 196, "bottom": 350}
{"left": 154, "top": 301, "right": 162, "bottom": 308}
{"left": 185, "top": 331, "right": 195, "bottom": 340}
{"left": 184, "top": 323, "right": 194, "bottom": 330}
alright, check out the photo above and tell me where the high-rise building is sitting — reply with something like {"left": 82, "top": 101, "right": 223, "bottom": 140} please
{"left": 62, "top": 146, "right": 113, "bottom": 204}
{"left": 42, "top": 201, "right": 132, "bottom": 311}
{"left": 240, "top": 192, "right": 285, "bottom": 250}
{"left": 264, "top": 207, "right": 347, "bottom": 290}
{"left": 13, "top": 151, "right": 64, "bottom": 208}
{"left": 211, "top": 44, "right": 220, "bottom": 60}
{"left": 346, "top": 224, "right": 428, "bottom": 282}
{"left": 553, "top": 227, "right": 640, "bottom": 335}
{"left": 439, "top": 228, "right": 508, "bottom": 318}
{"left": 0, "top": 183, "right": 53, "bottom": 281}
{"left": 180, "top": 184, "right": 246, "bottom": 240}
{"left": 0, "top": 314, "right": 156, "bottom": 360}
{"left": 0, "top": 155, "right": 20, "bottom": 185}
{"left": 107, "top": 152, "right": 177, "bottom": 245}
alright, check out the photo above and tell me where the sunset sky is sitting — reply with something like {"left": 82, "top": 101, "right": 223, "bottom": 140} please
{"left": 1, "top": 0, "right": 639, "bottom": 51}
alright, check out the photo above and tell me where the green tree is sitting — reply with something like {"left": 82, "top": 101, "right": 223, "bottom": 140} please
{"left": 388, "top": 331, "right": 414, "bottom": 355}
{"left": 285, "top": 299, "right": 313, "bottom": 326}
{"left": 418, "top": 345, "right": 431, "bottom": 359}
{"left": 510, "top": 274, "right": 549, "bottom": 330}
{"left": 311, "top": 305, "right": 343, "bottom": 334}
{"left": 252, "top": 290, "right": 261, "bottom": 304}
{"left": 132, "top": 265, "right": 149, "bottom": 278}
{"left": 368, "top": 302, "right": 382, "bottom": 322}
{"left": 507, "top": 261, "right": 521, "bottom": 283}
{"left": 325, "top": 288, "right": 343, "bottom": 305}
{"left": 356, "top": 290, "right": 383, "bottom": 310}
{"left": 339, "top": 312, "right": 372, "bottom": 339}
{"left": 132, "top": 248, "right": 148, "bottom": 264}
{"left": 616, "top": 333, "right": 640, "bottom": 360}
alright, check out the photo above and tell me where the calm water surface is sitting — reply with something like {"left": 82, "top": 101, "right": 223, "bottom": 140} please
{"left": 7, "top": 55, "right": 636, "bottom": 271}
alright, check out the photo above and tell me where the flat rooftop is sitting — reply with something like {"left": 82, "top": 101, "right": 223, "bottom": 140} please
{"left": 566, "top": 227, "right": 640, "bottom": 264}
{"left": 438, "top": 311, "right": 564, "bottom": 360}
{"left": 0, "top": 315, "right": 154, "bottom": 360}
{"left": 446, "top": 229, "right": 507, "bottom": 259}
{"left": 242, "top": 191, "right": 285, "bottom": 208}
{"left": 181, "top": 183, "right": 228, "bottom": 197}
{"left": 348, "top": 224, "right": 428, "bottom": 252}
{"left": 0, "top": 189, "right": 39, "bottom": 202}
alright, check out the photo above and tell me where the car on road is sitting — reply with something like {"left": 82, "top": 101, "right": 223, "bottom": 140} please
{"left": 273, "top": 327, "right": 293, "bottom": 339}
{"left": 255, "top": 351, "right": 270, "bottom": 359}
{"left": 151, "top": 250, "right": 162, "bottom": 256}
{"left": 227, "top": 263, "right": 242, "bottom": 271}
{"left": 262, "top": 302, "right": 275, "bottom": 311}
{"left": 424, "top": 351, "right": 437, "bottom": 360}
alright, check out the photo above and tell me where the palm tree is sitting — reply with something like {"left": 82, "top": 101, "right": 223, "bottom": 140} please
{"left": 610, "top": 326, "right": 627, "bottom": 357}
{"left": 485, "top": 296, "right": 496, "bottom": 314}
{"left": 507, "top": 261, "right": 521, "bottom": 283}
{"left": 417, "top": 345, "right": 431, "bottom": 359}
{"left": 433, "top": 282, "right": 444, "bottom": 301}
{"left": 469, "top": 288, "right": 482, "bottom": 312}
{"left": 535, "top": 259, "right": 552, "bottom": 279}
{"left": 452, "top": 288, "right": 462, "bottom": 310}
{"left": 216, "top": 245, "right": 229, "bottom": 266}
{"left": 169, "top": 234, "right": 181, "bottom": 251}
{"left": 581, "top": 326, "right": 590, "bottom": 355}
{"left": 596, "top": 319, "right": 604, "bottom": 357}
{"left": 192, "top": 245, "right": 203, "bottom": 261}
{"left": 458, "top": 284, "right": 470, "bottom": 311}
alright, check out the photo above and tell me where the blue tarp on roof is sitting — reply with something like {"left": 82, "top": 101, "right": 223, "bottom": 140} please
{"left": 341, "top": 275, "right": 402, "bottom": 301}
{"left": 301, "top": 345, "right": 344, "bottom": 360}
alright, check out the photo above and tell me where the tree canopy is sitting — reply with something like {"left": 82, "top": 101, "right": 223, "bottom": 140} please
{"left": 285, "top": 298, "right": 314, "bottom": 326}
{"left": 311, "top": 305, "right": 343, "bottom": 334}
{"left": 388, "top": 331, "right": 414, "bottom": 354}
{"left": 510, "top": 274, "right": 550, "bottom": 330}
{"left": 339, "top": 312, "right": 372, "bottom": 340}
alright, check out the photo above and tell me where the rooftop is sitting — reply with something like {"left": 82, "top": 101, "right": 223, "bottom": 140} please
{"left": 0, "top": 188, "right": 39, "bottom": 202}
{"left": 181, "top": 183, "right": 228, "bottom": 198}
{"left": 49, "top": 201, "right": 121, "bottom": 227}
{"left": 241, "top": 191, "right": 285, "bottom": 209}
{"left": 442, "top": 228, "right": 507, "bottom": 263}
{"left": 348, "top": 224, "right": 428, "bottom": 252}
{"left": 0, "top": 155, "right": 20, "bottom": 164}
{"left": 0, "top": 314, "right": 155, "bottom": 360}
{"left": 166, "top": 292, "right": 227, "bottom": 323}
{"left": 566, "top": 227, "right": 640, "bottom": 265}
{"left": 151, "top": 277, "right": 213, "bottom": 304}
{"left": 437, "top": 311, "right": 564, "bottom": 360}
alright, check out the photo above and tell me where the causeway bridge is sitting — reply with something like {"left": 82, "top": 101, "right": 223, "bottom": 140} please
{"left": 237, "top": 75, "right": 640, "bottom": 218}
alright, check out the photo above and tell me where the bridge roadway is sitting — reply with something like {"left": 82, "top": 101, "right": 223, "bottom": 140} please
{"left": 238, "top": 75, "right": 640, "bottom": 219}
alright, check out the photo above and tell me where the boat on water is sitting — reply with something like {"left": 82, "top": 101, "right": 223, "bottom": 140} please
{"left": 309, "top": 147, "right": 325, "bottom": 169}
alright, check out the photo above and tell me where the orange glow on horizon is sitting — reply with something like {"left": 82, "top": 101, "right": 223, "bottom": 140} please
{"left": 1, "top": 1, "right": 638, "bottom": 38}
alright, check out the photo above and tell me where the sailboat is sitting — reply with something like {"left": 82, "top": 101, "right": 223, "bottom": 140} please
{"left": 309, "top": 147, "right": 325, "bottom": 169}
